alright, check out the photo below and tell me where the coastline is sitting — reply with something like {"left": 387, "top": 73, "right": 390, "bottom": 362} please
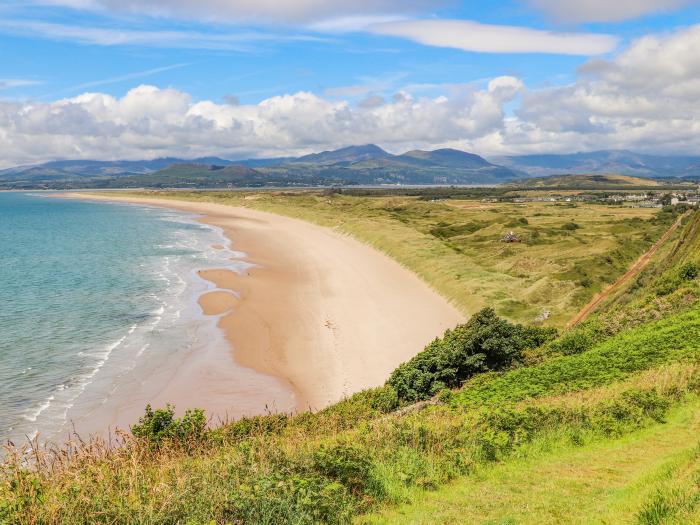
{"left": 68, "top": 193, "right": 465, "bottom": 419}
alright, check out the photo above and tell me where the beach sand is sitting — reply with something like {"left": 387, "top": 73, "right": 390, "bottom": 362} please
{"left": 71, "top": 193, "right": 465, "bottom": 420}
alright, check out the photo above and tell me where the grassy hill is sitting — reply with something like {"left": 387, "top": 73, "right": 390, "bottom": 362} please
{"left": 1, "top": 197, "right": 699, "bottom": 524}
{"left": 507, "top": 173, "right": 666, "bottom": 189}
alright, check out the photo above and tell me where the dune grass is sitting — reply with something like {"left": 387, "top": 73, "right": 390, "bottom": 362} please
{"left": 116, "top": 190, "right": 679, "bottom": 327}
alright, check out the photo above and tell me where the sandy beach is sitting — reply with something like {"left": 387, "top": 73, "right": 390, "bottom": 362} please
{"left": 71, "top": 193, "right": 465, "bottom": 418}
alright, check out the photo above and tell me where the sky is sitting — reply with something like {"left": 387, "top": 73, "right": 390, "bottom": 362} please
{"left": 1, "top": 0, "right": 700, "bottom": 166}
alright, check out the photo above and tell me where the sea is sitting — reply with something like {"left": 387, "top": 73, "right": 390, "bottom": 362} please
{"left": 0, "top": 192, "right": 292, "bottom": 445}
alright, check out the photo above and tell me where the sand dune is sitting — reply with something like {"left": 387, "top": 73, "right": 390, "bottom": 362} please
{"left": 75, "top": 194, "right": 465, "bottom": 413}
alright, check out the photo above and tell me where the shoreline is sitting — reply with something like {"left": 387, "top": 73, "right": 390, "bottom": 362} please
{"left": 67, "top": 193, "right": 465, "bottom": 421}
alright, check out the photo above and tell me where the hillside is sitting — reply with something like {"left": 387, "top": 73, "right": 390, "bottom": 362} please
{"left": 498, "top": 150, "right": 700, "bottom": 179}
{"left": 2, "top": 194, "right": 698, "bottom": 524}
{"left": 507, "top": 173, "right": 665, "bottom": 189}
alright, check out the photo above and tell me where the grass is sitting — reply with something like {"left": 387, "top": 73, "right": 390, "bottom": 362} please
{"left": 1, "top": 195, "right": 697, "bottom": 523}
{"left": 454, "top": 306, "right": 700, "bottom": 407}
{"left": 113, "top": 190, "right": 679, "bottom": 327}
{"left": 3, "top": 300, "right": 700, "bottom": 523}
{"left": 361, "top": 400, "right": 700, "bottom": 525}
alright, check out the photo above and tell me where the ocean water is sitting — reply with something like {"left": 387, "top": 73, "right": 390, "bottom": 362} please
{"left": 0, "top": 192, "right": 287, "bottom": 444}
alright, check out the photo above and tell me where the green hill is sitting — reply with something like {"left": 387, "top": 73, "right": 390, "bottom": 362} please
{"left": 506, "top": 173, "right": 667, "bottom": 189}
{"left": 2, "top": 202, "right": 699, "bottom": 524}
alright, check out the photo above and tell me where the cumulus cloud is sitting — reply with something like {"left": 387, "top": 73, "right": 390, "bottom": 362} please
{"left": 5, "top": 24, "right": 700, "bottom": 165}
{"left": 525, "top": 0, "right": 694, "bottom": 23}
{"left": 368, "top": 19, "right": 619, "bottom": 55}
{"left": 0, "top": 78, "right": 522, "bottom": 167}
{"left": 510, "top": 24, "right": 700, "bottom": 153}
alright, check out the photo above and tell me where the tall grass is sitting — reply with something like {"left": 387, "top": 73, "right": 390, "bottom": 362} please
{"left": 3, "top": 304, "right": 700, "bottom": 523}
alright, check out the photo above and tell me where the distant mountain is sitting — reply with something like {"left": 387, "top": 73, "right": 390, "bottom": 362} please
{"left": 0, "top": 157, "right": 235, "bottom": 182}
{"left": 293, "top": 144, "right": 394, "bottom": 165}
{"left": 239, "top": 144, "right": 517, "bottom": 185}
{"left": 399, "top": 148, "right": 493, "bottom": 169}
{"left": 0, "top": 145, "right": 519, "bottom": 189}
{"left": 496, "top": 150, "right": 700, "bottom": 179}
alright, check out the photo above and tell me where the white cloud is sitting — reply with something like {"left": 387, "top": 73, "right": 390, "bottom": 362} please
{"left": 506, "top": 24, "right": 700, "bottom": 153}
{"left": 35, "top": 0, "right": 437, "bottom": 24}
{"left": 0, "top": 19, "right": 323, "bottom": 49}
{"left": 5, "top": 24, "right": 700, "bottom": 165}
{"left": 526, "top": 0, "right": 694, "bottom": 23}
{"left": 0, "top": 79, "right": 42, "bottom": 90}
{"left": 368, "top": 19, "right": 619, "bottom": 55}
{"left": 0, "top": 78, "right": 521, "bottom": 167}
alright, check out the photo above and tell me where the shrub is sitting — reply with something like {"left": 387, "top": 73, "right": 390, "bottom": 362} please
{"left": 387, "top": 308, "right": 557, "bottom": 402}
{"left": 311, "top": 442, "right": 382, "bottom": 497}
{"left": 223, "top": 472, "right": 353, "bottom": 525}
{"left": 545, "top": 321, "right": 607, "bottom": 356}
{"left": 131, "top": 404, "right": 206, "bottom": 444}
{"left": 656, "top": 275, "right": 681, "bottom": 297}
{"left": 562, "top": 222, "right": 581, "bottom": 231}
{"left": 679, "top": 262, "right": 699, "bottom": 281}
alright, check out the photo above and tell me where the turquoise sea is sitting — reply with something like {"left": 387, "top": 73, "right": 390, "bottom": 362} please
{"left": 0, "top": 192, "right": 289, "bottom": 444}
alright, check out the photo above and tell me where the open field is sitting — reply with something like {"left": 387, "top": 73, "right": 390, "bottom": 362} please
{"left": 117, "top": 190, "right": 682, "bottom": 327}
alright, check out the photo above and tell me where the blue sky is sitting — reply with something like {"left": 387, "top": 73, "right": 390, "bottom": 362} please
{"left": 1, "top": 0, "right": 700, "bottom": 165}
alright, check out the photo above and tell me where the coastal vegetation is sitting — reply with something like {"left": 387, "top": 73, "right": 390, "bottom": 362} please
{"left": 1, "top": 197, "right": 699, "bottom": 523}
{"left": 118, "top": 190, "right": 689, "bottom": 327}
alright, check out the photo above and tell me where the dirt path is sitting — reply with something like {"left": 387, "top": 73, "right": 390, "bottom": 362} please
{"left": 567, "top": 211, "right": 689, "bottom": 328}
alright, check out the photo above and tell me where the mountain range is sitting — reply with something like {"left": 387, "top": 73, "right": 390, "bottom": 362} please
{"left": 0, "top": 145, "right": 516, "bottom": 189}
{"left": 498, "top": 150, "right": 700, "bottom": 179}
{"left": 2, "top": 146, "right": 700, "bottom": 189}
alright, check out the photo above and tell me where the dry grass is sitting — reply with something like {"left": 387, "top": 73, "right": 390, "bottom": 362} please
{"left": 103, "top": 190, "right": 675, "bottom": 328}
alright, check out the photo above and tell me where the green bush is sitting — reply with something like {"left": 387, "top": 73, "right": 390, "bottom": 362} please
{"left": 656, "top": 275, "right": 682, "bottom": 296}
{"left": 387, "top": 308, "right": 557, "bottom": 402}
{"left": 545, "top": 321, "right": 608, "bottom": 356}
{"left": 562, "top": 222, "right": 581, "bottom": 231}
{"left": 222, "top": 471, "right": 354, "bottom": 525}
{"left": 680, "top": 262, "right": 699, "bottom": 281}
{"left": 311, "top": 442, "right": 382, "bottom": 497}
{"left": 131, "top": 404, "right": 206, "bottom": 444}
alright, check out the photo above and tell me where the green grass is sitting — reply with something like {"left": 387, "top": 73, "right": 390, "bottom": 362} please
{"left": 114, "top": 190, "right": 679, "bottom": 327}
{"left": 2, "top": 196, "right": 697, "bottom": 524}
{"left": 455, "top": 307, "right": 700, "bottom": 407}
{"left": 3, "top": 301, "right": 700, "bottom": 524}
{"left": 361, "top": 400, "right": 700, "bottom": 525}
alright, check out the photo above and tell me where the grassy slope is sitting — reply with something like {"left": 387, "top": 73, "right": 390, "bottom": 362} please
{"left": 509, "top": 173, "right": 664, "bottom": 189}
{"left": 364, "top": 211, "right": 700, "bottom": 525}
{"left": 362, "top": 401, "right": 700, "bottom": 525}
{"left": 118, "top": 191, "right": 676, "bottom": 327}
{"left": 3, "top": 302, "right": 699, "bottom": 523}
